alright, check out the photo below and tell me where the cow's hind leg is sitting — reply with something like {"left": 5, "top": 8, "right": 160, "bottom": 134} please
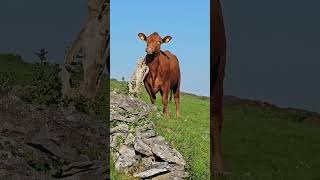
{"left": 172, "top": 84, "right": 181, "bottom": 118}
{"left": 162, "top": 84, "right": 170, "bottom": 117}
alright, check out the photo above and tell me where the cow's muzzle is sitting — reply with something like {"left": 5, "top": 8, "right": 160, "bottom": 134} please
{"left": 145, "top": 47, "right": 155, "bottom": 55}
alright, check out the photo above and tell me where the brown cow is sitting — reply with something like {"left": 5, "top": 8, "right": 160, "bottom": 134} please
{"left": 211, "top": 0, "right": 227, "bottom": 174}
{"left": 138, "top": 32, "right": 181, "bottom": 118}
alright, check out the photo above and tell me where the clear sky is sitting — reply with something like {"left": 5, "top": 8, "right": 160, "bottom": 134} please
{"left": 1, "top": 1, "right": 319, "bottom": 112}
{"left": 110, "top": 0, "right": 210, "bottom": 96}
{"left": 221, "top": 0, "right": 320, "bottom": 112}
{"left": 0, "top": 0, "right": 86, "bottom": 64}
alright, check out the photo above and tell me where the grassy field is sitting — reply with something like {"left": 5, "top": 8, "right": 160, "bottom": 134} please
{"left": 221, "top": 97, "right": 320, "bottom": 180}
{"left": 0, "top": 54, "right": 35, "bottom": 86}
{"left": 2, "top": 54, "right": 320, "bottom": 179}
{"left": 110, "top": 79, "right": 211, "bottom": 179}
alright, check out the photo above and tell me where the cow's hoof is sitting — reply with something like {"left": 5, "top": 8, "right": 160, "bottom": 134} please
{"left": 164, "top": 112, "right": 171, "bottom": 118}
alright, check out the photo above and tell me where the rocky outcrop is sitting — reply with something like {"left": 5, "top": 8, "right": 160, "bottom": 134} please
{"left": 110, "top": 91, "right": 188, "bottom": 179}
{"left": 0, "top": 89, "right": 109, "bottom": 179}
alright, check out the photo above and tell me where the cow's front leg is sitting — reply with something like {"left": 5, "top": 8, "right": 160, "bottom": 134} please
{"left": 162, "top": 84, "right": 170, "bottom": 117}
{"left": 144, "top": 80, "right": 157, "bottom": 110}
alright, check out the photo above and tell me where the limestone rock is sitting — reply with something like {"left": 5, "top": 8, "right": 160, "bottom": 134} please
{"left": 111, "top": 124, "right": 129, "bottom": 134}
{"left": 110, "top": 90, "right": 188, "bottom": 179}
{"left": 134, "top": 138, "right": 152, "bottom": 156}
{"left": 110, "top": 133, "right": 127, "bottom": 148}
{"left": 133, "top": 162, "right": 169, "bottom": 178}
{"left": 124, "top": 133, "right": 135, "bottom": 145}
{"left": 146, "top": 136, "right": 186, "bottom": 166}
{"left": 115, "top": 154, "right": 136, "bottom": 171}
{"left": 115, "top": 145, "right": 136, "bottom": 171}
{"left": 0, "top": 90, "right": 109, "bottom": 179}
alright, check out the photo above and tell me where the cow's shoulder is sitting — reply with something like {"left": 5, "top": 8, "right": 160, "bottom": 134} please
{"left": 164, "top": 50, "right": 175, "bottom": 57}
{"left": 161, "top": 50, "right": 177, "bottom": 60}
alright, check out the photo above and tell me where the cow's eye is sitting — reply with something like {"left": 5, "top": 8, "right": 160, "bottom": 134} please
{"left": 157, "top": 41, "right": 161, "bottom": 44}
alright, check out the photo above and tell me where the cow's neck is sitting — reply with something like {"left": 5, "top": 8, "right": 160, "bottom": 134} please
{"left": 145, "top": 54, "right": 160, "bottom": 82}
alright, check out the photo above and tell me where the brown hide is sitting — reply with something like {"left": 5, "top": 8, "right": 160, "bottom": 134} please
{"left": 211, "top": 0, "right": 226, "bottom": 174}
{"left": 138, "top": 32, "right": 181, "bottom": 117}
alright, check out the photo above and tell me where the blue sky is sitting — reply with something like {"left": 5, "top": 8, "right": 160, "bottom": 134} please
{"left": 0, "top": 0, "right": 86, "bottom": 63}
{"left": 110, "top": 0, "right": 210, "bottom": 96}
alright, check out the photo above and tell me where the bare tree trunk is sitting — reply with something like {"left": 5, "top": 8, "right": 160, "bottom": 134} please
{"left": 59, "top": 0, "right": 109, "bottom": 101}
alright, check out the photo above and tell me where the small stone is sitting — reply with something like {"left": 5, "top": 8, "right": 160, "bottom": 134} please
{"left": 141, "top": 129, "right": 156, "bottom": 138}
{"left": 134, "top": 138, "right": 152, "bottom": 156}
{"left": 110, "top": 133, "right": 126, "bottom": 148}
{"left": 152, "top": 171, "right": 189, "bottom": 180}
{"left": 133, "top": 162, "right": 169, "bottom": 178}
{"left": 118, "top": 145, "right": 135, "bottom": 158}
{"left": 111, "top": 113, "right": 137, "bottom": 123}
{"left": 140, "top": 156, "right": 155, "bottom": 167}
{"left": 111, "top": 151, "right": 120, "bottom": 162}
{"left": 167, "top": 164, "right": 185, "bottom": 171}
{"left": 145, "top": 136, "right": 186, "bottom": 166}
{"left": 145, "top": 136, "right": 165, "bottom": 143}
{"left": 115, "top": 145, "right": 136, "bottom": 171}
{"left": 136, "top": 122, "right": 155, "bottom": 132}
{"left": 124, "top": 133, "right": 135, "bottom": 145}
{"left": 111, "top": 124, "right": 129, "bottom": 134}
{"left": 115, "top": 154, "right": 136, "bottom": 170}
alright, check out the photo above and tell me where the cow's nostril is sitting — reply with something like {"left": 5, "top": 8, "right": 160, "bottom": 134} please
{"left": 146, "top": 48, "right": 153, "bottom": 53}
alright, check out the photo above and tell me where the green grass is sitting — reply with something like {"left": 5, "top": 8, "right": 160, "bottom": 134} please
{"left": 221, "top": 98, "right": 320, "bottom": 180}
{"left": 0, "top": 54, "right": 35, "bottom": 86}
{"left": 111, "top": 79, "right": 210, "bottom": 179}
{"left": 4, "top": 54, "right": 320, "bottom": 179}
{"left": 110, "top": 159, "right": 132, "bottom": 180}
{"left": 0, "top": 54, "right": 63, "bottom": 105}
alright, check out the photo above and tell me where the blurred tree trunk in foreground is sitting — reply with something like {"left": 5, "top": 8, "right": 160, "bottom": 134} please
{"left": 59, "top": 0, "right": 109, "bottom": 101}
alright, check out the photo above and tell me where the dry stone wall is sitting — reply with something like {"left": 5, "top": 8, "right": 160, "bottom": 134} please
{"left": 110, "top": 91, "right": 188, "bottom": 179}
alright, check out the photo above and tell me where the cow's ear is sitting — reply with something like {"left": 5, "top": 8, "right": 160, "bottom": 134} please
{"left": 162, "top": 36, "right": 172, "bottom": 43}
{"left": 138, "top": 33, "right": 147, "bottom": 41}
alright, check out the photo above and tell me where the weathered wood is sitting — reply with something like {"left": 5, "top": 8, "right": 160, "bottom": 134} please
{"left": 60, "top": 0, "right": 109, "bottom": 100}
{"left": 128, "top": 58, "right": 149, "bottom": 97}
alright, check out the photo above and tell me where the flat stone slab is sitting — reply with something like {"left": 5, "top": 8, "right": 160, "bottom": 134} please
{"left": 111, "top": 124, "right": 129, "bottom": 134}
{"left": 134, "top": 138, "right": 152, "bottom": 156}
{"left": 145, "top": 136, "right": 186, "bottom": 166}
{"left": 133, "top": 162, "right": 169, "bottom": 178}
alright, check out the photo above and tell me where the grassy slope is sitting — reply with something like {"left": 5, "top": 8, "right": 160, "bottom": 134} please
{"left": 110, "top": 79, "right": 210, "bottom": 179}
{"left": 0, "top": 54, "right": 35, "bottom": 86}
{"left": 2, "top": 55, "right": 320, "bottom": 179}
{"left": 222, "top": 96, "right": 320, "bottom": 180}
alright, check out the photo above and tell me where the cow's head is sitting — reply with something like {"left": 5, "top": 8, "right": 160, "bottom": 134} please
{"left": 138, "top": 32, "right": 172, "bottom": 55}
